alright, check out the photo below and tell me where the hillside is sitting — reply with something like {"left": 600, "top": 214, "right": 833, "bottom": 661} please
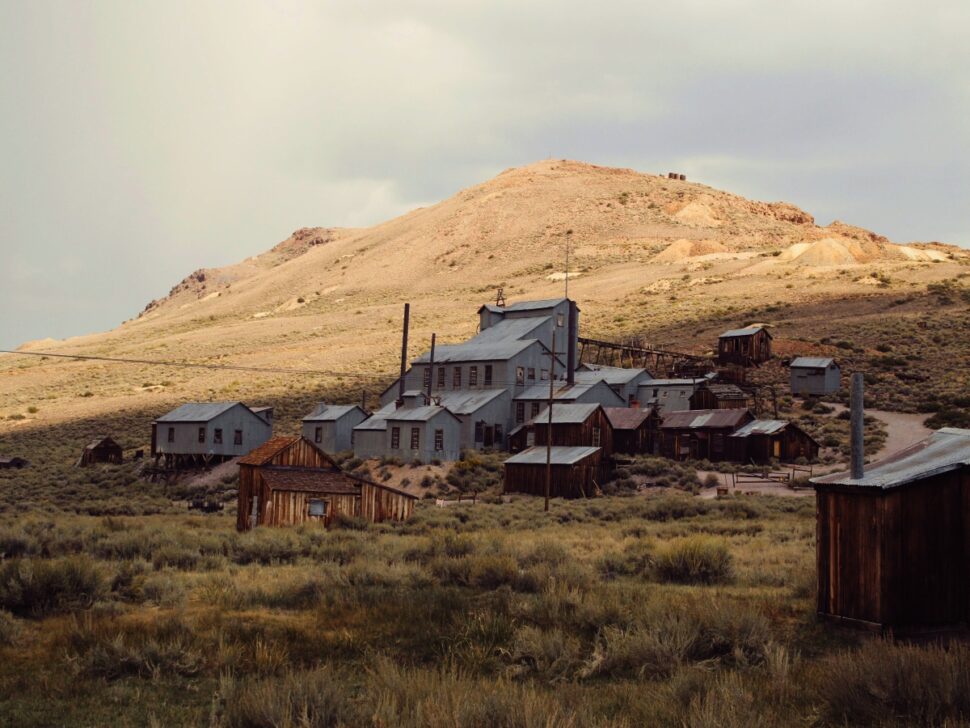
{"left": 1, "top": 160, "right": 967, "bottom": 442}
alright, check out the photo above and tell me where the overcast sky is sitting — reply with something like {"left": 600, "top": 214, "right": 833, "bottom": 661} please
{"left": 1, "top": 1, "right": 968, "bottom": 349}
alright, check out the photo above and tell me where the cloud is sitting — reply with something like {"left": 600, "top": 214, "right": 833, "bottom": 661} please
{"left": 0, "top": 0, "right": 967, "bottom": 347}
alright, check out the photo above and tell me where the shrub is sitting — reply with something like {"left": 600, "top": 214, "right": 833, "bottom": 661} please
{"left": 653, "top": 537, "right": 733, "bottom": 585}
{"left": 215, "top": 667, "right": 356, "bottom": 727}
{"left": 0, "top": 557, "right": 106, "bottom": 617}
{"left": 0, "top": 609, "right": 21, "bottom": 646}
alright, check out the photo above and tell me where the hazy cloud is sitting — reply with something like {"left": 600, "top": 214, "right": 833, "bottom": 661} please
{"left": 1, "top": 0, "right": 967, "bottom": 347}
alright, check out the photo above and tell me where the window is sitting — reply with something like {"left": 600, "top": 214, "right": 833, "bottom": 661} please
{"left": 474, "top": 421, "right": 484, "bottom": 442}
{"left": 410, "top": 427, "right": 420, "bottom": 450}
{"left": 314, "top": 426, "right": 322, "bottom": 444}
{"left": 167, "top": 427, "right": 175, "bottom": 443}
{"left": 469, "top": 366, "right": 478, "bottom": 387}
{"left": 214, "top": 428, "right": 223, "bottom": 444}
{"left": 453, "top": 367, "right": 461, "bottom": 388}
{"left": 516, "top": 367, "right": 525, "bottom": 385}
{"left": 592, "top": 426, "right": 601, "bottom": 447}
{"left": 391, "top": 427, "right": 400, "bottom": 449}
{"left": 556, "top": 312, "right": 565, "bottom": 327}
{"left": 198, "top": 427, "right": 206, "bottom": 443}
{"left": 515, "top": 402, "right": 525, "bottom": 423}
{"left": 234, "top": 430, "right": 243, "bottom": 445}
{"left": 434, "top": 429, "right": 444, "bottom": 451}
{"left": 484, "top": 365, "right": 492, "bottom": 386}
{"left": 541, "top": 369, "right": 549, "bottom": 380}
{"left": 531, "top": 402, "right": 541, "bottom": 418}
{"left": 423, "top": 367, "right": 431, "bottom": 388}
{"left": 652, "top": 388, "right": 659, "bottom": 397}
{"left": 527, "top": 367, "right": 536, "bottom": 381}
{"left": 437, "top": 366, "right": 445, "bottom": 388}
{"left": 308, "top": 499, "right": 328, "bottom": 517}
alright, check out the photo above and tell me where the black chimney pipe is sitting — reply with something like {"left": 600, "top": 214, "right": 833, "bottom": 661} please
{"left": 566, "top": 300, "right": 578, "bottom": 385}
{"left": 426, "top": 333, "right": 436, "bottom": 405}
{"left": 397, "top": 303, "right": 410, "bottom": 407}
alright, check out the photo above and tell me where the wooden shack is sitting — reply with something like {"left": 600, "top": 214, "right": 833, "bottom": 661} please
{"left": 727, "top": 420, "right": 820, "bottom": 463}
{"left": 659, "top": 409, "right": 754, "bottom": 461}
{"left": 603, "top": 407, "right": 659, "bottom": 455}
{"left": 532, "top": 403, "right": 613, "bottom": 455}
{"left": 689, "top": 383, "right": 750, "bottom": 410}
{"left": 0, "top": 457, "right": 28, "bottom": 470}
{"left": 77, "top": 437, "right": 123, "bottom": 466}
{"left": 717, "top": 326, "right": 772, "bottom": 366}
{"left": 812, "top": 428, "right": 970, "bottom": 633}
{"left": 503, "top": 445, "right": 605, "bottom": 498}
{"left": 237, "top": 436, "right": 416, "bottom": 531}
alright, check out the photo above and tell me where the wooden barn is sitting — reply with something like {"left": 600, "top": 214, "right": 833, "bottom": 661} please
{"left": 812, "top": 427, "right": 970, "bottom": 633}
{"left": 727, "top": 420, "right": 820, "bottom": 463}
{"left": 503, "top": 445, "right": 605, "bottom": 499}
{"left": 508, "top": 403, "right": 613, "bottom": 455}
{"left": 77, "top": 437, "right": 123, "bottom": 466}
{"left": 604, "top": 406, "right": 660, "bottom": 455}
{"left": 717, "top": 326, "right": 772, "bottom": 366}
{"left": 659, "top": 409, "right": 754, "bottom": 461}
{"left": 237, "top": 436, "right": 416, "bottom": 531}
{"left": 689, "top": 383, "right": 751, "bottom": 410}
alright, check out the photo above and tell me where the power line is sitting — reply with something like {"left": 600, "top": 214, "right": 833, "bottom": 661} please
{"left": 0, "top": 349, "right": 390, "bottom": 380}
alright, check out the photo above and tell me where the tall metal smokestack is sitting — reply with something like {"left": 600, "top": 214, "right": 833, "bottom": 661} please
{"left": 850, "top": 372, "right": 865, "bottom": 480}
{"left": 566, "top": 300, "right": 578, "bottom": 385}
{"left": 426, "top": 334, "right": 436, "bottom": 405}
{"left": 397, "top": 303, "right": 410, "bottom": 407}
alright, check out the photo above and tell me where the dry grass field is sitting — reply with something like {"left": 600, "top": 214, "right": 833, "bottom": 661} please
{"left": 1, "top": 161, "right": 969, "bottom": 726}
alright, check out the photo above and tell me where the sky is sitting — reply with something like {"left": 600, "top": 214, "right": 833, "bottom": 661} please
{"left": 1, "top": 1, "right": 968, "bottom": 349}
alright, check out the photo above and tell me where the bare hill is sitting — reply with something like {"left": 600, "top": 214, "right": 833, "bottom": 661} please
{"left": 2, "top": 160, "right": 967, "bottom": 436}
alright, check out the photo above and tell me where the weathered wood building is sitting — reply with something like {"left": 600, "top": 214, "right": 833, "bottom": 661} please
{"left": 717, "top": 326, "right": 772, "bottom": 366}
{"left": 77, "top": 437, "right": 123, "bottom": 466}
{"left": 689, "top": 383, "right": 751, "bottom": 410}
{"left": 812, "top": 427, "right": 970, "bottom": 633}
{"left": 604, "top": 406, "right": 660, "bottom": 455}
{"left": 727, "top": 420, "right": 820, "bottom": 463}
{"left": 789, "top": 357, "right": 841, "bottom": 396}
{"left": 509, "top": 403, "right": 613, "bottom": 456}
{"left": 659, "top": 409, "right": 754, "bottom": 461}
{"left": 237, "top": 436, "right": 416, "bottom": 531}
{"left": 152, "top": 402, "right": 273, "bottom": 467}
{"left": 503, "top": 445, "right": 605, "bottom": 498}
{"left": 301, "top": 404, "right": 369, "bottom": 453}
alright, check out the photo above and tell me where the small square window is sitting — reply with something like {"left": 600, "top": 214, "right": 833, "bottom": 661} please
{"left": 234, "top": 429, "right": 243, "bottom": 445}
{"left": 314, "top": 426, "right": 322, "bottom": 444}
{"left": 527, "top": 367, "right": 536, "bottom": 381}
{"left": 214, "top": 428, "right": 223, "bottom": 444}
{"left": 434, "top": 429, "right": 443, "bottom": 451}
{"left": 308, "top": 499, "right": 328, "bottom": 517}
{"left": 516, "top": 367, "right": 525, "bottom": 385}
{"left": 469, "top": 366, "right": 478, "bottom": 387}
{"left": 391, "top": 427, "right": 400, "bottom": 449}
{"left": 167, "top": 427, "right": 175, "bottom": 443}
{"left": 198, "top": 427, "right": 206, "bottom": 443}
{"left": 410, "top": 427, "right": 420, "bottom": 450}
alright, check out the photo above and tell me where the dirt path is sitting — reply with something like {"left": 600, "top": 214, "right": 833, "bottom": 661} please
{"left": 828, "top": 403, "right": 930, "bottom": 459}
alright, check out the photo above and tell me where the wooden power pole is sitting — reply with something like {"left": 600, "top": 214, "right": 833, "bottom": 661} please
{"left": 545, "top": 331, "right": 556, "bottom": 512}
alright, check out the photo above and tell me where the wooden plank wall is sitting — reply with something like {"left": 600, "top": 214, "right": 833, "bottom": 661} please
{"left": 360, "top": 483, "right": 414, "bottom": 522}
{"left": 265, "top": 491, "right": 358, "bottom": 528}
{"left": 504, "top": 460, "right": 597, "bottom": 498}
{"left": 534, "top": 410, "right": 614, "bottom": 457}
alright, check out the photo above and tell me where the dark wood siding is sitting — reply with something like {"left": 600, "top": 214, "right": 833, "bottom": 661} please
{"left": 718, "top": 329, "right": 772, "bottom": 366}
{"left": 503, "top": 453, "right": 606, "bottom": 499}
{"left": 533, "top": 408, "right": 613, "bottom": 458}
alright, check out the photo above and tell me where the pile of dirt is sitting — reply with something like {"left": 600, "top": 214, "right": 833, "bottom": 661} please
{"left": 652, "top": 238, "right": 729, "bottom": 263}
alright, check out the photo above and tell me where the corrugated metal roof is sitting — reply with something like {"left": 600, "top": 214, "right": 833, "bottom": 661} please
{"left": 719, "top": 325, "right": 770, "bottom": 338}
{"left": 504, "top": 445, "right": 601, "bottom": 465}
{"left": 353, "top": 402, "right": 396, "bottom": 431}
{"left": 156, "top": 401, "right": 242, "bottom": 422}
{"left": 262, "top": 467, "right": 360, "bottom": 495}
{"left": 575, "top": 365, "right": 648, "bottom": 386}
{"left": 480, "top": 298, "right": 567, "bottom": 313}
{"left": 303, "top": 404, "right": 364, "bottom": 422}
{"left": 515, "top": 381, "right": 619, "bottom": 402}
{"left": 812, "top": 428, "right": 970, "bottom": 490}
{"left": 530, "top": 403, "right": 600, "bottom": 424}
{"left": 413, "top": 317, "right": 552, "bottom": 364}
{"left": 238, "top": 436, "right": 299, "bottom": 465}
{"left": 430, "top": 389, "right": 507, "bottom": 415}
{"left": 731, "top": 420, "right": 788, "bottom": 437}
{"left": 386, "top": 405, "right": 460, "bottom": 423}
{"left": 790, "top": 357, "right": 836, "bottom": 369}
{"left": 660, "top": 409, "right": 751, "bottom": 430}
{"left": 639, "top": 377, "right": 707, "bottom": 387}
{"left": 603, "top": 407, "right": 654, "bottom": 430}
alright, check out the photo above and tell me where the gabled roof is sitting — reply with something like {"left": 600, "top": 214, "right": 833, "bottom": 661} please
{"left": 790, "top": 357, "right": 837, "bottom": 369}
{"left": 413, "top": 316, "right": 555, "bottom": 364}
{"left": 660, "top": 409, "right": 752, "bottom": 430}
{"left": 719, "top": 325, "right": 772, "bottom": 339}
{"left": 385, "top": 405, "right": 462, "bottom": 423}
{"left": 514, "top": 380, "right": 624, "bottom": 405}
{"left": 504, "top": 445, "right": 601, "bottom": 466}
{"left": 730, "top": 420, "right": 788, "bottom": 437}
{"left": 238, "top": 436, "right": 300, "bottom": 466}
{"left": 575, "top": 365, "right": 650, "bottom": 386}
{"left": 84, "top": 436, "right": 121, "bottom": 450}
{"left": 530, "top": 403, "right": 600, "bottom": 424}
{"left": 479, "top": 298, "right": 568, "bottom": 314}
{"left": 353, "top": 403, "right": 397, "bottom": 432}
{"left": 429, "top": 389, "right": 508, "bottom": 415}
{"left": 812, "top": 428, "right": 970, "bottom": 490}
{"left": 156, "top": 401, "right": 240, "bottom": 423}
{"left": 303, "top": 404, "right": 367, "bottom": 422}
{"left": 603, "top": 407, "right": 655, "bottom": 430}
{"left": 261, "top": 467, "right": 361, "bottom": 495}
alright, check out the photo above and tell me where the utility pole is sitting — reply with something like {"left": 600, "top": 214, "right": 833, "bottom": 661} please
{"left": 545, "top": 330, "right": 556, "bottom": 512}
{"left": 564, "top": 237, "right": 570, "bottom": 299}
